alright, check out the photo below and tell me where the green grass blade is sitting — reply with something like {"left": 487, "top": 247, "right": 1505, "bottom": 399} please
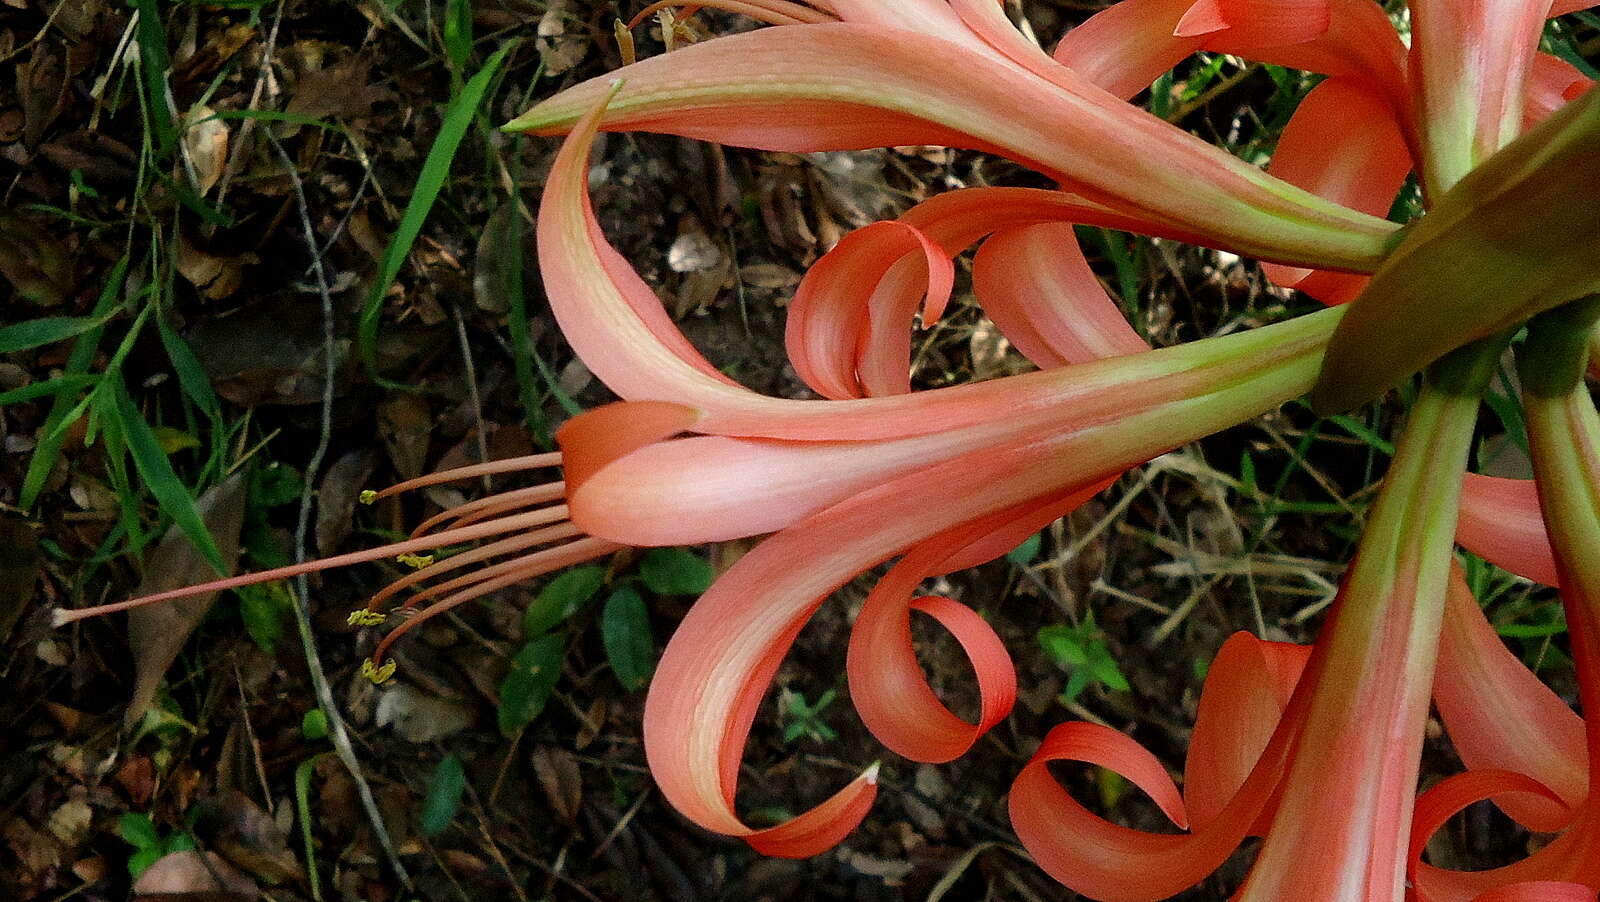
{"left": 0, "top": 314, "right": 119, "bottom": 354}
{"left": 0, "top": 375, "right": 101, "bottom": 407}
{"left": 20, "top": 256, "right": 128, "bottom": 509}
{"left": 110, "top": 375, "right": 225, "bottom": 573}
{"left": 156, "top": 308, "right": 221, "bottom": 418}
{"left": 359, "top": 41, "right": 516, "bottom": 387}
{"left": 132, "top": 0, "right": 176, "bottom": 156}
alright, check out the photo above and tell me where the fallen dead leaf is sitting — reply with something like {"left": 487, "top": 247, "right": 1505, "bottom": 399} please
{"left": 133, "top": 850, "right": 258, "bottom": 898}
{"left": 181, "top": 104, "right": 229, "bottom": 194}
{"left": 176, "top": 233, "right": 246, "bottom": 300}
{"left": 314, "top": 450, "right": 376, "bottom": 555}
{"left": 0, "top": 211, "right": 72, "bottom": 306}
{"left": 374, "top": 684, "right": 475, "bottom": 743}
{"left": 202, "top": 791, "right": 304, "bottom": 886}
{"left": 124, "top": 473, "right": 248, "bottom": 729}
{"left": 530, "top": 746, "right": 582, "bottom": 825}
{"left": 0, "top": 515, "right": 41, "bottom": 644}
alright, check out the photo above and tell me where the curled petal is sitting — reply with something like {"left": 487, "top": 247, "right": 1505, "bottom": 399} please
{"left": 1053, "top": 0, "right": 1203, "bottom": 100}
{"left": 1056, "top": 0, "right": 1406, "bottom": 108}
{"left": 786, "top": 221, "right": 953, "bottom": 399}
{"left": 743, "top": 768, "right": 880, "bottom": 858}
{"left": 897, "top": 186, "right": 1208, "bottom": 252}
{"left": 642, "top": 429, "right": 1140, "bottom": 853}
{"left": 1176, "top": 0, "right": 1326, "bottom": 44}
{"left": 847, "top": 532, "right": 1016, "bottom": 762}
{"left": 1195, "top": 0, "right": 1409, "bottom": 114}
{"left": 1182, "top": 632, "right": 1310, "bottom": 832}
{"left": 1009, "top": 720, "right": 1279, "bottom": 902}
{"left": 555, "top": 400, "right": 702, "bottom": 494}
{"left": 539, "top": 79, "right": 1344, "bottom": 444}
{"left": 972, "top": 223, "right": 1148, "bottom": 369}
{"left": 512, "top": 24, "right": 1398, "bottom": 271}
{"left": 1551, "top": 0, "right": 1598, "bottom": 12}
{"left": 935, "top": 477, "right": 1117, "bottom": 573}
{"left": 1434, "top": 564, "right": 1586, "bottom": 829}
{"left": 1262, "top": 78, "right": 1413, "bottom": 305}
{"left": 1409, "top": 770, "right": 1575, "bottom": 902}
{"left": 1457, "top": 473, "right": 1560, "bottom": 587}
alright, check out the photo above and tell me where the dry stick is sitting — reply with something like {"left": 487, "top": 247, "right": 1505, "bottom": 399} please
{"left": 451, "top": 304, "right": 494, "bottom": 494}
{"left": 210, "top": 0, "right": 285, "bottom": 233}
{"left": 267, "top": 133, "right": 413, "bottom": 889}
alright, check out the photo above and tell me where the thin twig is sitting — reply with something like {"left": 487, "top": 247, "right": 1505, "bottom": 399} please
{"left": 268, "top": 132, "right": 413, "bottom": 889}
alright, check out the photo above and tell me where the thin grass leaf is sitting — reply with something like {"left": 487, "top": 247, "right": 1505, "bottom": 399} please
{"left": 20, "top": 256, "right": 127, "bottom": 509}
{"left": 0, "top": 314, "right": 119, "bottom": 354}
{"left": 294, "top": 753, "right": 330, "bottom": 902}
{"left": 110, "top": 375, "right": 225, "bottom": 573}
{"left": 156, "top": 308, "right": 220, "bottom": 418}
{"left": 444, "top": 0, "right": 474, "bottom": 73}
{"left": 0, "top": 374, "right": 100, "bottom": 407}
{"left": 1326, "top": 413, "right": 1396, "bottom": 456}
{"left": 132, "top": 0, "right": 176, "bottom": 155}
{"left": 359, "top": 42, "right": 516, "bottom": 387}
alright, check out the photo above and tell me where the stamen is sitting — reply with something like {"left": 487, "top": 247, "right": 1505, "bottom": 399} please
{"left": 360, "top": 658, "right": 398, "bottom": 684}
{"left": 367, "top": 452, "right": 564, "bottom": 502}
{"left": 371, "top": 536, "right": 623, "bottom": 664}
{"left": 409, "top": 482, "right": 567, "bottom": 538}
{"left": 364, "top": 521, "right": 583, "bottom": 612}
{"left": 51, "top": 507, "right": 576, "bottom": 625}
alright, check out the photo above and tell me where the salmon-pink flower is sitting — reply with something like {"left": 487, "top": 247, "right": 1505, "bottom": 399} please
{"left": 71, "top": 0, "right": 1600, "bottom": 895}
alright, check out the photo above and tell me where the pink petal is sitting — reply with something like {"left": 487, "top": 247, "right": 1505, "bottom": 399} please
{"left": 1409, "top": 769, "right": 1574, "bottom": 902}
{"left": 786, "top": 221, "right": 953, "bottom": 399}
{"left": 1410, "top": 0, "right": 1556, "bottom": 193}
{"left": 1053, "top": 0, "right": 1204, "bottom": 100}
{"left": 1434, "top": 564, "right": 1586, "bottom": 830}
{"left": 1261, "top": 78, "right": 1413, "bottom": 305}
{"left": 1182, "top": 632, "right": 1310, "bottom": 832}
{"left": 972, "top": 223, "right": 1149, "bottom": 369}
{"left": 1457, "top": 473, "right": 1560, "bottom": 587}
{"left": 1472, "top": 884, "right": 1600, "bottom": 902}
{"left": 847, "top": 530, "right": 1016, "bottom": 763}
{"left": 1009, "top": 720, "right": 1283, "bottom": 901}
{"left": 1527, "top": 53, "right": 1595, "bottom": 128}
{"left": 511, "top": 24, "right": 1398, "bottom": 272}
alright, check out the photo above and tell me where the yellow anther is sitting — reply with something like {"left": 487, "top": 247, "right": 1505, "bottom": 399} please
{"left": 359, "top": 489, "right": 378, "bottom": 505}
{"left": 396, "top": 553, "right": 434, "bottom": 569}
{"left": 360, "top": 659, "right": 397, "bottom": 685}
{"left": 347, "top": 609, "right": 387, "bottom": 627}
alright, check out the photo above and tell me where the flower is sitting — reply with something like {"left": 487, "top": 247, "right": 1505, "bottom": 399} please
{"left": 73, "top": 0, "right": 1600, "bottom": 896}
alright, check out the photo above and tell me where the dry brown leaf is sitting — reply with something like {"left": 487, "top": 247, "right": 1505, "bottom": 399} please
{"left": 530, "top": 746, "right": 582, "bottom": 825}
{"left": 284, "top": 55, "right": 387, "bottom": 122}
{"left": 203, "top": 791, "right": 304, "bottom": 886}
{"left": 181, "top": 104, "right": 229, "bottom": 195}
{"left": 0, "top": 212, "right": 72, "bottom": 306}
{"left": 0, "top": 515, "right": 41, "bottom": 644}
{"left": 176, "top": 235, "right": 243, "bottom": 300}
{"left": 124, "top": 473, "right": 248, "bottom": 730}
{"left": 373, "top": 684, "right": 475, "bottom": 743}
{"left": 314, "top": 450, "right": 376, "bottom": 555}
{"left": 133, "top": 850, "right": 257, "bottom": 898}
